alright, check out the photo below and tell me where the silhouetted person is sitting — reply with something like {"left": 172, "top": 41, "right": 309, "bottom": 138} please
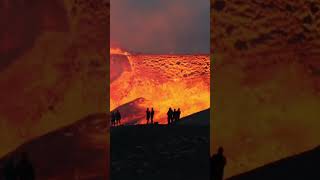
{"left": 167, "top": 108, "right": 173, "bottom": 125}
{"left": 111, "top": 111, "right": 116, "bottom": 127}
{"left": 146, "top": 108, "right": 150, "bottom": 124}
{"left": 177, "top": 108, "right": 181, "bottom": 121}
{"left": 115, "top": 110, "right": 121, "bottom": 125}
{"left": 16, "top": 152, "right": 35, "bottom": 180}
{"left": 173, "top": 109, "right": 177, "bottom": 123}
{"left": 150, "top": 108, "right": 154, "bottom": 124}
{"left": 3, "top": 157, "right": 17, "bottom": 180}
{"left": 211, "top": 147, "right": 226, "bottom": 180}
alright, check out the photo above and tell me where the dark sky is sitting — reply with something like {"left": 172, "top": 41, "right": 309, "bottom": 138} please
{"left": 111, "top": 0, "right": 210, "bottom": 54}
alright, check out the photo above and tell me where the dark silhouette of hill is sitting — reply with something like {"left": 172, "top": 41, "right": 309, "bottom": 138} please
{"left": 112, "top": 97, "right": 148, "bottom": 125}
{"left": 0, "top": 113, "right": 109, "bottom": 179}
{"left": 228, "top": 146, "right": 320, "bottom": 180}
{"left": 111, "top": 109, "right": 210, "bottom": 180}
{"left": 175, "top": 109, "right": 209, "bottom": 126}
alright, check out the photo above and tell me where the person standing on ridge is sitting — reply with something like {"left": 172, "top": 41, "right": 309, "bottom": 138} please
{"left": 211, "top": 147, "right": 227, "bottom": 180}
{"left": 111, "top": 111, "right": 116, "bottom": 127}
{"left": 167, "top": 108, "right": 173, "bottom": 125}
{"left": 146, "top": 108, "right": 150, "bottom": 124}
{"left": 16, "top": 152, "right": 35, "bottom": 180}
{"left": 173, "top": 109, "right": 177, "bottom": 123}
{"left": 177, "top": 108, "right": 181, "bottom": 121}
{"left": 116, "top": 110, "right": 121, "bottom": 125}
{"left": 150, "top": 108, "right": 155, "bottom": 124}
{"left": 3, "top": 157, "right": 17, "bottom": 180}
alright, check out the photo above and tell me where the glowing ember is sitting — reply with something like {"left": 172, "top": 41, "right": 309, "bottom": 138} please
{"left": 110, "top": 50, "right": 210, "bottom": 124}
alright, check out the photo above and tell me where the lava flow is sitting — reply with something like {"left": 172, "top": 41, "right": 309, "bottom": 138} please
{"left": 110, "top": 48, "right": 210, "bottom": 124}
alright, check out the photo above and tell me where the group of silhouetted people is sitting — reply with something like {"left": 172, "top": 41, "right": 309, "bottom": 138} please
{"left": 111, "top": 110, "right": 122, "bottom": 126}
{"left": 2, "top": 152, "right": 35, "bottom": 180}
{"left": 145, "top": 108, "right": 155, "bottom": 124}
{"left": 167, "top": 108, "right": 181, "bottom": 125}
{"left": 211, "top": 147, "right": 227, "bottom": 180}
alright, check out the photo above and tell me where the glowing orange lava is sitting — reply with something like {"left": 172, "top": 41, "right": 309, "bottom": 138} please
{"left": 110, "top": 48, "right": 210, "bottom": 124}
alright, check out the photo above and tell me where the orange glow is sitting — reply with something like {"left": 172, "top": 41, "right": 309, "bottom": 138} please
{"left": 110, "top": 47, "right": 130, "bottom": 56}
{"left": 111, "top": 52, "right": 210, "bottom": 124}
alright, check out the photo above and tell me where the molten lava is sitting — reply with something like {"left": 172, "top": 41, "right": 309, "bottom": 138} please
{"left": 110, "top": 48, "right": 210, "bottom": 124}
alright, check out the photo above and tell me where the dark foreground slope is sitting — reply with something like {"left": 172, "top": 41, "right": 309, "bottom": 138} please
{"left": 229, "top": 146, "right": 320, "bottom": 180}
{"left": 111, "top": 123, "right": 210, "bottom": 180}
{"left": 176, "top": 109, "right": 209, "bottom": 126}
{"left": 0, "top": 113, "right": 109, "bottom": 180}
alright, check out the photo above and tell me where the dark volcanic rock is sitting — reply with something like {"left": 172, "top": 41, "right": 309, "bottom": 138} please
{"left": 229, "top": 146, "right": 320, "bottom": 180}
{"left": 111, "top": 125, "right": 210, "bottom": 180}
{"left": 175, "top": 109, "right": 209, "bottom": 126}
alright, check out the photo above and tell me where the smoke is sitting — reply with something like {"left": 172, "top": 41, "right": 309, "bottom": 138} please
{"left": 111, "top": 0, "right": 210, "bottom": 54}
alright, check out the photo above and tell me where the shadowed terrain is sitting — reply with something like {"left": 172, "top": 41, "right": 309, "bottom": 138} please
{"left": 176, "top": 109, "right": 209, "bottom": 126}
{"left": 111, "top": 110, "right": 210, "bottom": 180}
{"left": 229, "top": 146, "right": 320, "bottom": 180}
{"left": 0, "top": 113, "right": 109, "bottom": 179}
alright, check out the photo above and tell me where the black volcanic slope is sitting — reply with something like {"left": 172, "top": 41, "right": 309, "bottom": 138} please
{"left": 111, "top": 125, "right": 210, "bottom": 180}
{"left": 111, "top": 111, "right": 210, "bottom": 180}
{"left": 229, "top": 146, "right": 320, "bottom": 180}
{"left": 176, "top": 109, "right": 209, "bottom": 126}
{"left": 0, "top": 113, "right": 109, "bottom": 180}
